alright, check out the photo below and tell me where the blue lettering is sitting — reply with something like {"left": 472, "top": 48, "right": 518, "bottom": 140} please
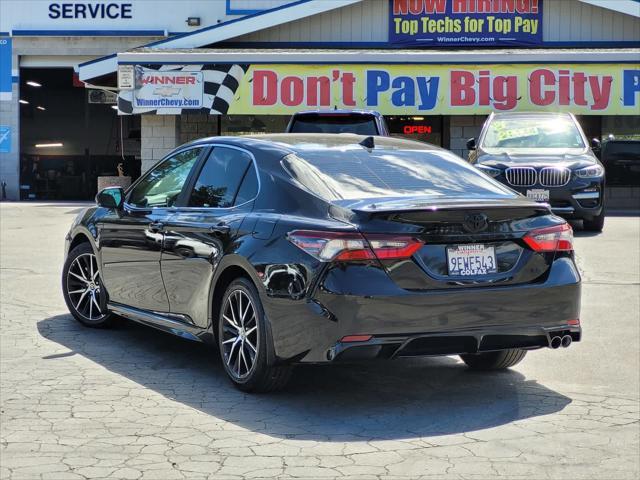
{"left": 416, "top": 76, "right": 439, "bottom": 111}
{"left": 122, "top": 3, "right": 132, "bottom": 18}
{"left": 88, "top": 3, "right": 102, "bottom": 18}
{"left": 106, "top": 3, "right": 119, "bottom": 18}
{"left": 391, "top": 76, "right": 415, "bottom": 107}
{"left": 48, "top": 3, "right": 61, "bottom": 18}
{"left": 62, "top": 3, "right": 73, "bottom": 18}
{"left": 366, "top": 70, "right": 389, "bottom": 107}
{"left": 623, "top": 70, "right": 640, "bottom": 107}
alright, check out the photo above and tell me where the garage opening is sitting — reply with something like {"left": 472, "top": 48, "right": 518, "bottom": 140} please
{"left": 19, "top": 67, "right": 141, "bottom": 200}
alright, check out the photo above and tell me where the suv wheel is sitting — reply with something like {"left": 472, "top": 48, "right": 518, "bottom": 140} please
{"left": 218, "top": 278, "right": 292, "bottom": 392}
{"left": 583, "top": 211, "right": 605, "bottom": 232}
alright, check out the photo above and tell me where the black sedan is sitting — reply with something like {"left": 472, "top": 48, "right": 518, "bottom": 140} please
{"left": 62, "top": 134, "right": 581, "bottom": 392}
{"left": 468, "top": 112, "right": 606, "bottom": 231}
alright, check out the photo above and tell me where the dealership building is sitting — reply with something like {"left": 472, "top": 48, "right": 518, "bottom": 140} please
{"left": 0, "top": 0, "right": 639, "bottom": 201}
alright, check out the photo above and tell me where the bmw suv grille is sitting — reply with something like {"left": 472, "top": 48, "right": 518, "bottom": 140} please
{"left": 539, "top": 167, "right": 571, "bottom": 187}
{"left": 505, "top": 167, "right": 537, "bottom": 187}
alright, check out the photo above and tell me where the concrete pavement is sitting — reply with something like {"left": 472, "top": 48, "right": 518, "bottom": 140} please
{"left": 1, "top": 202, "right": 638, "bottom": 480}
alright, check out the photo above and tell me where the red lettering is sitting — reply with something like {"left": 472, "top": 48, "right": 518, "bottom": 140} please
{"left": 572, "top": 72, "right": 588, "bottom": 106}
{"left": 450, "top": 71, "right": 476, "bottom": 106}
{"left": 393, "top": 0, "right": 446, "bottom": 14}
{"left": 307, "top": 76, "right": 330, "bottom": 107}
{"left": 342, "top": 72, "right": 356, "bottom": 107}
{"left": 590, "top": 75, "right": 613, "bottom": 111}
{"left": 281, "top": 76, "right": 304, "bottom": 107}
{"left": 530, "top": 69, "right": 556, "bottom": 106}
{"left": 558, "top": 70, "right": 571, "bottom": 106}
{"left": 403, "top": 125, "right": 433, "bottom": 134}
{"left": 493, "top": 76, "right": 518, "bottom": 111}
{"left": 478, "top": 70, "right": 491, "bottom": 106}
{"left": 253, "top": 70, "right": 277, "bottom": 106}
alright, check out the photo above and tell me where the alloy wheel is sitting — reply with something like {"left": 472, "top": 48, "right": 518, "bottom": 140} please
{"left": 66, "top": 253, "right": 105, "bottom": 321}
{"left": 221, "top": 289, "right": 259, "bottom": 380}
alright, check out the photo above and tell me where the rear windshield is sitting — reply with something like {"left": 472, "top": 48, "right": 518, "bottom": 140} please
{"left": 283, "top": 148, "right": 514, "bottom": 201}
{"left": 289, "top": 115, "right": 378, "bottom": 135}
{"left": 482, "top": 116, "right": 585, "bottom": 149}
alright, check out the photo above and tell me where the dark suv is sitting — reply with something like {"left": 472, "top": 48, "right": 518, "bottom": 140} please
{"left": 468, "top": 112, "right": 605, "bottom": 231}
{"left": 286, "top": 110, "right": 390, "bottom": 136}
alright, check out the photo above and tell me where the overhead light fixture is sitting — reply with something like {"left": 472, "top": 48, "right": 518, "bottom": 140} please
{"left": 19, "top": 99, "right": 29, "bottom": 104}
{"left": 36, "top": 106, "right": 45, "bottom": 111}
{"left": 26, "top": 81, "right": 42, "bottom": 87}
{"left": 186, "top": 17, "right": 201, "bottom": 26}
{"left": 412, "top": 116, "right": 425, "bottom": 120}
{"left": 35, "top": 142, "right": 63, "bottom": 148}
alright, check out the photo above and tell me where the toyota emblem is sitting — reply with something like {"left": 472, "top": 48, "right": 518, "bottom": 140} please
{"left": 463, "top": 213, "right": 489, "bottom": 233}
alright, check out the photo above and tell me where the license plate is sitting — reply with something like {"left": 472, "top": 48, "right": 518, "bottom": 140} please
{"left": 447, "top": 244, "right": 497, "bottom": 276}
{"left": 526, "top": 189, "right": 550, "bottom": 202}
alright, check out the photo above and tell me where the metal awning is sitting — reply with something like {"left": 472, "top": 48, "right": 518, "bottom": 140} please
{"left": 578, "top": 0, "right": 640, "bottom": 18}
{"left": 118, "top": 47, "right": 640, "bottom": 65}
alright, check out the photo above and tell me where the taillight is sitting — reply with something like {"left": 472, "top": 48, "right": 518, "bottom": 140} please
{"left": 287, "top": 230, "right": 423, "bottom": 262}
{"left": 523, "top": 223, "right": 574, "bottom": 252}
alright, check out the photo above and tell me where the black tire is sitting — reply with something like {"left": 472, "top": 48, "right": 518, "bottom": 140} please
{"left": 583, "top": 210, "right": 605, "bottom": 232}
{"left": 62, "top": 242, "right": 114, "bottom": 328}
{"left": 218, "top": 278, "right": 292, "bottom": 393}
{"left": 460, "top": 349, "right": 527, "bottom": 371}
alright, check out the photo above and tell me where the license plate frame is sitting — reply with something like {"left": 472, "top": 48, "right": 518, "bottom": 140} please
{"left": 446, "top": 244, "right": 498, "bottom": 277}
{"left": 526, "top": 188, "right": 550, "bottom": 202}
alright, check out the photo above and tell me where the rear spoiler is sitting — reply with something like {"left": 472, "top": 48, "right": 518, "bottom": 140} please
{"left": 328, "top": 198, "right": 550, "bottom": 223}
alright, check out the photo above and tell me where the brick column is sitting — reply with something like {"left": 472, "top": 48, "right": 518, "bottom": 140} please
{"left": 140, "top": 115, "right": 180, "bottom": 174}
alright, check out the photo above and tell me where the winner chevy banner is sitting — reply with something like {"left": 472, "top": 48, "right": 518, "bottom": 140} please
{"left": 389, "top": 0, "right": 543, "bottom": 46}
{"left": 119, "top": 64, "right": 640, "bottom": 116}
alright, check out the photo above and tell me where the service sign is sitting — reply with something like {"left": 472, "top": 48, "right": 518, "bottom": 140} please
{"left": 389, "top": 0, "right": 543, "bottom": 47}
{"left": 133, "top": 67, "right": 204, "bottom": 110}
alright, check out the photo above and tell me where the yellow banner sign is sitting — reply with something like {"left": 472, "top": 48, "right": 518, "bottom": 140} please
{"left": 228, "top": 64, "right": 640, "bottom": 115}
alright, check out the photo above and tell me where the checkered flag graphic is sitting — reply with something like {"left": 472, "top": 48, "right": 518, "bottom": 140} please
{"left": 117, "top": 64, "right": 249, "bottom": 115}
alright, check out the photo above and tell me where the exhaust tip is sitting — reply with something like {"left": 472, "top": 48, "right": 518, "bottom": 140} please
{"left": 561, "top": 335, "right": 572, "bottom": 348}
{"left": 550, "top": 336, "right": 562, "bottom": 349}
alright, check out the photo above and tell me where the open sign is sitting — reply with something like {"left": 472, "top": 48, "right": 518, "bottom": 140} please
{"left": 403, "top": 125, "right": 432, "bottom": 134}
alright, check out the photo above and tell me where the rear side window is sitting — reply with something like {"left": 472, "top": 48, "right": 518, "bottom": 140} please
{"left": 290, "top": 115, "right": 378, "bottom": 135}
{"left": 283, "top": 149, "right": 515, "bottom": 201}
{"left": 187, "top": 147, "right": 255, "bottom": 208}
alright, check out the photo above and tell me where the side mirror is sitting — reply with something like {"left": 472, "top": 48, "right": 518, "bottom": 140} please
{"left": 96, "top": 187, "right": 124, "bottom": 209}
{"left": 466, "top": 138, "right": 477, "bottom": 150}
{"left": 591, "top": 138, "right": 601, "bottom": 149}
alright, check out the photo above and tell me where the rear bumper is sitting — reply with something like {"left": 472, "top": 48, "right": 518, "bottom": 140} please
{"left": 329, "top": 324, "right": 581, "bottom": 361}
{"left": 264, "top": 257, "right": 581, "bottom": 363}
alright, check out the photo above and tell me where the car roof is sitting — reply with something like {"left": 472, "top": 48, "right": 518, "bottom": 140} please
{"left": 181, "top": 133, "right": 442, "bottom": 158}
{"left": 291, "top": 109, "right": 383, "bottom": 117}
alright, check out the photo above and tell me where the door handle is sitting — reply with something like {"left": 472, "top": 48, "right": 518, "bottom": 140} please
{"left": 148, "top": 221, "right": 164, "bottom": 233}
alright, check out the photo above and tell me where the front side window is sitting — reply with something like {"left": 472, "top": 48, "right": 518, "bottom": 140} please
{"left": 128, "top": 148, "right": 202, "bottom": 208}
{"left": 482, "top": 116, "right": 585, "bottom": 149}
{"left": 188, "top": 147, "right": 256, "bottom": 208}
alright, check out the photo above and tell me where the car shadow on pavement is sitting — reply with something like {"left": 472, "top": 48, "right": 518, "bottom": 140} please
{"left": 38, "top": 314, "right": 571, "bottom": 440}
